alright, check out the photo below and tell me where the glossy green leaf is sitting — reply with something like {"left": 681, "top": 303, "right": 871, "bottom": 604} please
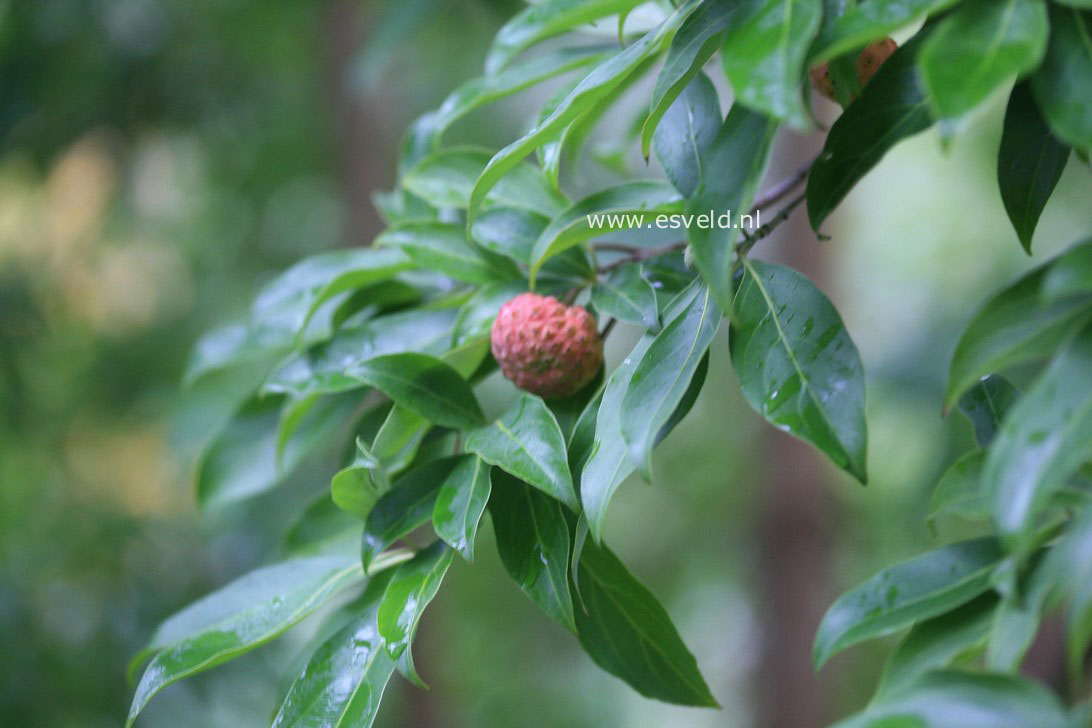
{"left": 528, "top": 181, "right": 682, "bottom": 283}
{"left": 451, "top": 281, "right": 528, "bottom": 347}
{"left": 655, "top": 350, "right": 709, "bottom": 448}
{"left": 874, "top": 595, "right": 996, "bottom": 700}
{"left": 641, "top": 0, "right": 745, "bottom": 156}
{"left": 350, "top": 353, "right": 485, "bottom": 430}
{"left": 370, "top": 406, "right": 430, "bottom": 478}
{"left": 986, "top": 325, "right": 1092, "bottom": 550}
{"left": 1053, "top": 509, "right": 1092, "bottom": 680}
{"left": 807, "top": 32, "right": 934, "bottom": 230}
{"left": 573, "top": 535, "right": 718, "bottom": 706}
{"left": 376, "top": 222, "right": 518, "bottom": 285}
{"left": 621, "top": 284, "right": 720, "bottom": 479}
{"left": 986, "top": 550, "right": 1059, "bottom": 671}
{"left": 958, "top": 374, "right": 1020, "bottom": 447}
{"left": 471, "top": 207, "right": 594, "bottom": 283}
{"left": 918, "top": 0, "right": 1048, "bottom": 130}
{"left": 568, "top": 384, "right": 604, "bottom": 477}
{"left": 591, "top": 262, "right": 660, "bottom": 331}
{"left": 651, "top": 72, "right": 721, "bottom": 197}
{"left": 283, "top": 493, "right": 361, "bottom": 555}
{"left": 1042, "top": 238, "right": 1092, "bottom": 302}
{"left": 488, "top": 469, "right": 576, "bottom": 631}
{"left": 362, "top": 457, "right": 459, "bottom": 570}
{"left": 331, "top": 441, "right": 385, "bottom": 520}
{"left": 731, "top": 260, "right": 868, "bottom": 481}
{"left": 809, "top": 0, "right": 959, "bottom": 64}
{"left": 814, "top": 537, "right": 1003, "bottom": 668}
{"left": 127, "top": 556, "right": 362, "bottom": 726}
{"left": 720, "top": 0, "right": 822, "bottom": 130}
{"left": 944, "top": 261, "right": 1092, "bottom": 409}
{"left": 433, "top": 455, "right": 491, "bottom": 562}
{"left": 1030, "top": 5, "right": 1092, "bottom": 151}
{"left": 546, "top": 368, "right": 605, "bottom": 442}
{"left": 272, "top": 573, "right": 396, "bottom": 728}
{"left": 928, "top": 451, "right": 988, "bottom": 530}
{"left": 376, "top": 540, "right": 454, "bottom": 687}
{"left": 469, "top": 1, "right": 699, "bottom": 222}
{"left": 403, "top": 148, "right": 565, "bottom": 215}
{"left": 484, "top": 0, "right": 646, "bottom": 74}
{"left": 465, "top": 393, "right": 578, "bottom": 510}
{"left": 686, "top": 105, "right": 777, "bottom": 313}
{"left": 833, "top": 670, "right": 1072, "bottom": 728}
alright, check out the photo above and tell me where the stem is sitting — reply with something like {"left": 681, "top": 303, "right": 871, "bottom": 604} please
{"left": 738, "top": 192, "right": 807, "bottom": 257}
{"left": 600, "top": 317, "right": 618, "bottom": 340}
{"left": 750, "top": 156, "right": 817, "bottom": 213}
{"left": 597, "top": 240, "right": 686, "bottom": 273}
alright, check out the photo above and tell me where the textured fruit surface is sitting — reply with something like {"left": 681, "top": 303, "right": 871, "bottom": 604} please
{"left": 810, "top": 37, "right": 898, "bottom": 104}
{"left": 491, "top": 293, "right": 603, "bottom": 399}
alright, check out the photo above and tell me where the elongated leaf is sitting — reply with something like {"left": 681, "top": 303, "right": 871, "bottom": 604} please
{"left": 489, "top": 470, "right": 576, "bottom": 631}
{"left": 809, "top": 0, "right": 959, "bottom": 63}
{"left": 283, "top": 493, "right": 361, "bottom": 555}
{"left": 403, "top": 148, "right": 565, "bottom": 215}
{"left": 731, "top": 260, "right": 868, "bottom": 481}
{"left": 621, "top": 284, "right": 720, "bottom": 479}
{"left": 484, "top": 0, "right": 645, "bottom": 74}
{"left": 362, "top": 457, "right": 459, "bottom": 570}
{"left": 652, "top": 72, "right": 721, "bottom": 197}
{"left": 814, "top": 537, "right": 1003, "bottom": 667}
{"left": 591, "top": 262, "right": 660, "bottom": 331}
{"left": 376, "top": 222, "right": 518, "bottom": 285}
{"left": 465, "top": 393, "right": 578, "bottom": 510}
{"left": 958, "top": 374, "right": 1020, "bottom": 447}
{"left": 944, "top": 261, "right": 1092, "bottom": 409}
{"left": 686, "top": 105, "right": 777, "bottom": 313}
{"left": 528, "top": 181, "right": 682, "bottom": 282}
{"left": 272, "top": 573, "right": 396, "bottom": 728}
{"left": 928, "top": 451, "right": 988, "bottom": 529}
{"left": 834, "top": 670, "right": 1072, "bottom": 728}
{"left": 918, "top": 0, "right": 1048, "bottom": 130}
{"left": 1030, "top": 5, "right": 1092, "bottom": 151}
{"left": 470, "top": 208, "right": 594, "bottom": 283}
{"left": 721, "top": 0, "right": 822, "bottom": 130}
{"left": 641, "top": 0, "right": 746, "bottom": 156}
{"left": 127, "top": 556, "right": 362, "bottom": 725}
{"left": 433, "top": 455, "right": 491, "bottom": 562}
{"left": 986, "top": 325, "right": 1092, "bottom": 550}
{"left": 574, "top": 535, "right": 718, "bottom": 706}
{"left": 350, "top": 353, "right": 485, "bottom": 430}
{"left": 469, "top": 1, "right": 699, "bottom": 222}
{"left": 1042, "top": 238, "right": 1092, "bottom": 302}
{"left": 874, "top": 595, "right": 996, "bottom": 700}
{"left": 331, "top": 443, "right": 384, "bottom": 520}
{"left": 377, "top": 540, "right": 454, "bottom": 687}
{"left": 807, "top": 32, "right": 934, "bottom": 230}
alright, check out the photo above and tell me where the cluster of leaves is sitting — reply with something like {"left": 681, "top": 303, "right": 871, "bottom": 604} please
{"left": 128, "top": 0, "right": 1092, "bottom": 725}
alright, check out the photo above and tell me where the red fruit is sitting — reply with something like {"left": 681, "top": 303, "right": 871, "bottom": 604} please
{"left": 809, "top": 37, "right": 898, "bottom": 104}
{"left": 490, "top": 293, "right": 603, "bottom": 399}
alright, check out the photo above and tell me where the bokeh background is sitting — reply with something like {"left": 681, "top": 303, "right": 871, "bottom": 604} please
{"left": 1, "top": 2, "right": 1090, "bottom": 727}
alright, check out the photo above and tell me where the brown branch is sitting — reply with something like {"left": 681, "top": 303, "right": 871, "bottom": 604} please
{"left": 750, "top": 156, "right": 816, "bottom": 213}
{"left": 738, "top": 192, "right": 807, "bottom": 257}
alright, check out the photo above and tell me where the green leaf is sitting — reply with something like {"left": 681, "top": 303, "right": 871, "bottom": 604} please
{"left": 874, "top": 595, "right": 996, "bottom": 700}
{"left": 918, "top": 0, "right": 1048, "bottom": 131}
{"left": 283, "top": 493, "right": 361, "bottom": 555}
{"left": 807, "top": 32, "right": 934, "bottom": 230}
{"left": 654, "top": 350, "right": 709, "bottom": 447}
{"left": 958, "top": 374, "right": 1020, "bottom": 448}
{"left": 651, "top": 71, "right": 721, "bottom": 197}
{"left": 944, "top": 261, "right": 1092, "bottom": 409}
{"left": 528, "top": 181, "right": 682, "bottom": 283}
{"left": 469, "top": 1, "right": 700, "bottom": 222}
{"left": 809, "top": 0, "right": 959, "bottom": 64}
{"left": 451, "top": 281, "right": 528, "bottom": 348}
{"left": 621, "top": 284, "right": 720, "bottom": 479}
{"left": 591, "top": 262, "right": 660, "bottom": 331}
{"left": 471, "top": 207, "right": 594, "bottom": 283}
{"left": 686, "top": 105, "right": 777, "bottom": 313}
{"left": 362, "top": 457, "right": 459, "bottom": 571}
{"left": 813, "top": 537, "right": 1003, "bottom": 668}
{"left": 465, "top": 393, "right": 578, "bottom": 510}
{"left": 376, "top": 540, "right": 454, "bottom": 688}
{"left": 641, "top": 0, "right": 746, "bottom": 156}
{"left": 986, "top": 550, "right": 1059, "bottom": 671}
{"left": 928, "top": 451, "right": 988, "bottom": 530}
{"left": 546, "top": 367, "right": 605, "bottom": 441}
{"left": 1010, "top": 88, "right": 1069, "bottom": 190}
{"left": 1042, "top": 238, "right": 1092, "bottom": 302}
{"left": 731, "top": 259, "right": 868, "bottom": 481}
{"left": 350, "top": 353, "right": 485, "bottom": 430}
{"left": 433, "top": 455, "right": 491, "bottom": 562}
{"left": 720, "top": 0, "right": 823, "bottom": 130}
{"left": 488, "top": 469, "right": 576, "bottom": 631}
{"left": 272, "top": 573, "right": 396, "bottom": 728}
{"left": 403, "top": 147, "right": 565, "bottom": 215}
{"left": 484, "top": 0, "right": 646, "bottom": 74}
{"left": 376, "top": 222, "right": 519, "bottom": 285}
{"left": 127, "top": 556, "right": 362, "bottom": 726}
{"left": 833, "top": 670, "right": 1073, "bottom": 728}
{"left": 985, "top": 325, "right": 1092, "bottom": 550}
{"left": 331, "top": 443, "right": 384, "bottom": 521}
{"left": 568, "top": 385, "right": 604, "bottom": 477}
{"left": 1053, "top": 509, "right": 1092, "bottom": 681}
{"left": 573, "top": 535, "right": 718, "bottom": 707}
{"left": 1030, "top": 5, "right": 1092, "bottom": 152}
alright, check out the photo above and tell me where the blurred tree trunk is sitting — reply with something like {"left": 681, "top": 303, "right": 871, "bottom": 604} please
{"left": 752, "top": 131, "right": 837, "bottom": 728}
